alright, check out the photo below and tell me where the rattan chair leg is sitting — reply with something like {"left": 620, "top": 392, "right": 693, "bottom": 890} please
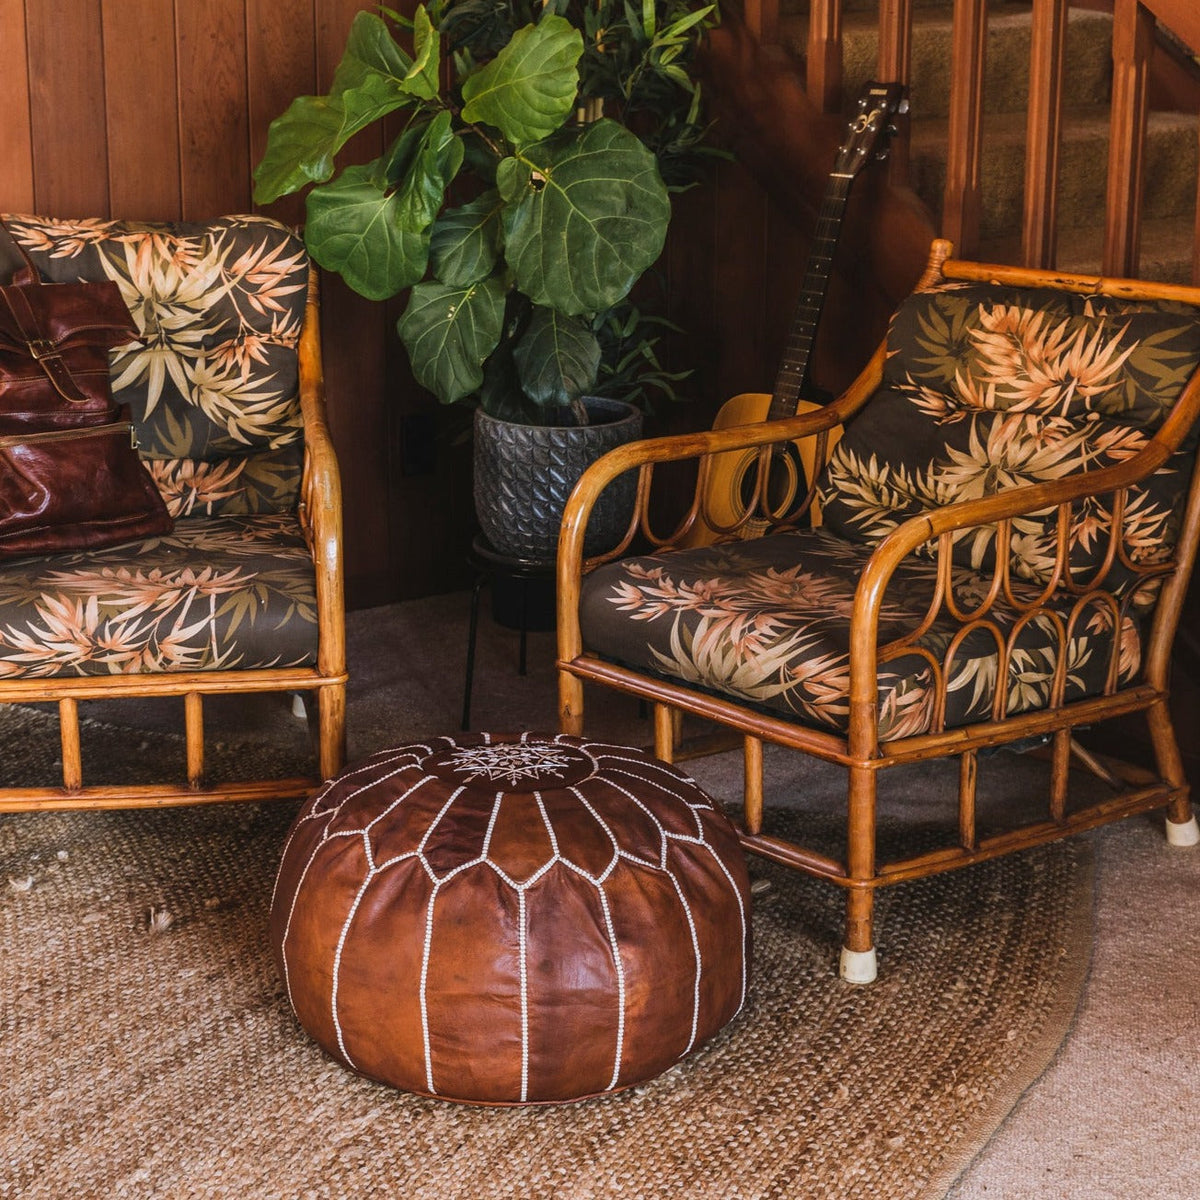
{"left": 654, "top": 703, "right": 676, "bottom": 763}
{"left": 744, "top": 735, "right": 764, "bottom": 835}
{"left": 59, "top": 699, "right": 82, "bottom": 791}
{"left": 843, "top": 763, "right": 879, "bottom": 983}
{"left": 185, "top": 692, "right": 204, "bottom": 786}
{"left": 1144, "top": 698, "right": 1196, "bottom": 837}
{"left": 559, "top": 671, "right": 585, "bottom": 737}
{"left": 317, "top": 682, "right": 347, "bottom": 781}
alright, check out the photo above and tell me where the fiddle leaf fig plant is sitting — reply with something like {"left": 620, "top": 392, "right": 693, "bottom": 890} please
{"left": 253, "top": 0, "right": 717, "bottom": 424}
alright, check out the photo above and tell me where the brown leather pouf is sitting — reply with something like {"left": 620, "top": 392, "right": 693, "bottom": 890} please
{"left": 271, "top": 733, "right": 752, "bottom": 1105}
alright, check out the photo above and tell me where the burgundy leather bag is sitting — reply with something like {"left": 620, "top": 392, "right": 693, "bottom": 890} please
{"left": 0, "top": 219, "right": 173, "bottom": 560}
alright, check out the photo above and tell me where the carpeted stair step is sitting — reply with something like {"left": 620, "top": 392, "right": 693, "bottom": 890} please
{"left": 980, "top": 215, "right": 1199, "bottom": 283}
{"left": 910, "top": 106, "right": 1199, "bottom": 240}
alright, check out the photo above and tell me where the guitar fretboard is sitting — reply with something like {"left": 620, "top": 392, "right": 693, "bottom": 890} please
{"left": 766, "top": 173, "right": 855, "bottom": 423}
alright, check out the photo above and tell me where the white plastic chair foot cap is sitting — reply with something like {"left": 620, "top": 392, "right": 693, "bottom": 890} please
{"left": 1165, "top": 814, "right": 1200, "bottom": 847}
{"left": 840, "top": 946, "right": 878, "bottom": 985}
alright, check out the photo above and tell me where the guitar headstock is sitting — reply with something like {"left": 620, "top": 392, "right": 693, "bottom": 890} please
{"left": 831, "top": 82, "right": 909, "bottom": 179}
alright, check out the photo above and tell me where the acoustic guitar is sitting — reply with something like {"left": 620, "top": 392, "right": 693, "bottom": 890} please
{"left": 691, "top": 81, "right": 908, "bottom": 544}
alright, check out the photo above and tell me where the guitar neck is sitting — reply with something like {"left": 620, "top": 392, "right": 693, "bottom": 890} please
{"left": 765, "top": 173, "right": 855, "bottom": 423}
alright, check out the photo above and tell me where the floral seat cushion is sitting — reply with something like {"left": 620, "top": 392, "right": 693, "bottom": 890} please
{"left": 819, "top": 282, "right": 1200, "bottom": 588}
{"left": 579, "top": 529, "right": 1140, "bottom": 739}
{"left": 2, "top": 214, "right": 309, "bottom": 518}
{"left": 0, "top": 515, "right": 317, "bottom": 677}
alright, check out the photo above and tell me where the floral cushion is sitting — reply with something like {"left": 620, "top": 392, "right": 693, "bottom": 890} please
{"left": 818, "top": 282, "right": 1200, "bottom": 589}
{"left": 2, "top": 214, "right": 309, "bottom": 518}
{"left": 0, "top": 515, "right": 318, "bottom": 677}
{"left": 579, "top": 528, "right": 1141, "bottom": 740}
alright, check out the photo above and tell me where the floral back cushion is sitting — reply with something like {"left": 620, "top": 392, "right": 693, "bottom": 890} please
{"left": 2, "top": 214, "right": 309, "bottom": 519}
{"left": 818, "top": 281, "right": 1200, "bottom": 589}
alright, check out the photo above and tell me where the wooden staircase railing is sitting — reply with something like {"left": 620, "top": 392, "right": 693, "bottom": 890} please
{"left": 751, "top": 0, "right": 1199, "bottom": 281}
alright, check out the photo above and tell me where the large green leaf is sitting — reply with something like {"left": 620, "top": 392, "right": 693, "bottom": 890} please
{"left": 397, "top": 275, "right": 509, "bottom": 404}
{"left": 512, "top": 306, "right": 601, "bottom": 407}
{"left": 253, "top": 92, "right": 366, "bottom": 204}
{"left": 390, "top": 110, "right": 465, "bottom": 233}
{"left": 497, "top": 119, "right": 670, "bottom": 315}
{"left": 429, "top": 192, "right": 504, "bottom": 286}
{"left": 404, "top": 5, "right": 441, "bottom": 101}
{"left": 252, "top": 11, "right": 430, "bottom": 205}
{"left": 305, "top": 165, "right": 430, "bottom": 299}
{"left": 460, "top": 16, "right": 583, "bottom": 147}
{"left": 330, "top": 11, "right": 414, "bottom": 94}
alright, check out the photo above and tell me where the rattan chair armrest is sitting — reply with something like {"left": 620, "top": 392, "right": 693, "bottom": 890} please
{"left": 297, "top": 269, "right": 346, "bottom": 680}
{"left": 557, "top": 344, "right": 887, "bottom": 570}
{"left": 843, "top": 394, "right": 1200, "bottom": 756}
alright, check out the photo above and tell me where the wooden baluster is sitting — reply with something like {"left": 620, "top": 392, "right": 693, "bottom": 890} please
{"left": 1104, "top": 0, "right": 1155, "bottom": 277}
{"left": 877, "top": 0, "right": 913, "bottom": 82}
{"left": 877, "top": 0, "right": 913, "bottom": 178}
{"left": 943, "top": 0, "right": 987, "bottom": 256}
{"left": 1022, "top": 0, "right": 1068, "bottom": 268}
{"left": 807, "top": 0, "right": 843, "bottom": 114}
{"left": 743, "top": 0, "right": 778, "bottom": 43}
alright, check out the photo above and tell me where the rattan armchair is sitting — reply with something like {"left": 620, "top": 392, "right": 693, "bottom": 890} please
{"left": 558, "top": 239, "right": 1200, "bottom": 982}
{"left": 0, "top": 215, "right": 346, "bottom": 812}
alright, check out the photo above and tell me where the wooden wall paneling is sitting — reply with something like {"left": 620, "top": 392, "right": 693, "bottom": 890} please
{"left": 0, "top": 0, "right": 35, "bottom": 211}
{"left": 664, "top": 178, "right": 721, "bottom": 425}
{"left": 100, "top": 0, "right": 182, "bottom": 220}
{"left": 763, "top": 196, "right": 810, "bottom": 394}
{"left": 176, "top": 0, "right": 251, "bottom": 218}
{"left": 312, "top": 0, "right": 393, "bottom": 606}
{"left": 24, "top": 0, "right": 109, "bottom": 216}
{"left": 1194, "top": 123, "right": 1200, "bottom": 286}
{"left": 247, "top": 0, "right": 316, "bottom": 229}
{"left": 711, "top": 160, "right": 771, "bottom": 405}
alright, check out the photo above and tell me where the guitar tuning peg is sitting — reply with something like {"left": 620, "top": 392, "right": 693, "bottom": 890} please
{"left": 898, "top": 98, "right": 911, "bottom": 115}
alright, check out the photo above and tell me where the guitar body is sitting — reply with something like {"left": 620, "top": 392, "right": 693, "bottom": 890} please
{"left": 686, "top": 393, "right": 840, "bottom": 546}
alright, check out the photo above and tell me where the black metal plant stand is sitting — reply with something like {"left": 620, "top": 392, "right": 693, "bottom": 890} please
{"left": 461, "top": 535, "right": 556, "bottom": 730}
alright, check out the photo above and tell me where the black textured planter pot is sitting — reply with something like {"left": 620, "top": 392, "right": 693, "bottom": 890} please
{"left": 473, "top": 397, "right": 644, "bottom": 562}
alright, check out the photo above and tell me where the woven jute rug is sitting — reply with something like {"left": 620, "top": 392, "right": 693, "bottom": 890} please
{"left": 0, "top": 705, "right": 1093, "bottom": 1200}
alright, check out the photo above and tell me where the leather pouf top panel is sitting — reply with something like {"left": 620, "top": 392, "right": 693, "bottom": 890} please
{"left": 271, "top": 733, "right": 752, "bottom": 1105}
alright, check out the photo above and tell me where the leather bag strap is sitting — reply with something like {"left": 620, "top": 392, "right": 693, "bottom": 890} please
{"left": 0, "top": 217, "right": 91, "bottom": 404}
{"left": 0, "top": 284, "right": 90, "bottom": 403}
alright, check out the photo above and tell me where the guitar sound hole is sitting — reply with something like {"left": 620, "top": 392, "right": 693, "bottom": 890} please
{"left": 736, "top": 444, "right": 806, "bottom": 523}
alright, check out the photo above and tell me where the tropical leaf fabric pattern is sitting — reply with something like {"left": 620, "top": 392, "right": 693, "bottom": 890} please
{"left": 0, "top": 216, "right": 321, "bottom": 677}
{"left": 581, "top": 282, "right": 1200, "bottom": 738}
{"left": 820, "top": 282, "right": 1200, "bottom": 589}
{"left": 579, "top": 529, "right": 1141, "bottom": 739}
{"left": 2, "top": 214, "right": 308, "bottom": 516}
{"left": 0, "top": 515, "right": 317, "bottom": 676}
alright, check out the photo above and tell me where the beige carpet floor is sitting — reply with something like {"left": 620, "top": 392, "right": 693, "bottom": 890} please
{"left": 1, "top": 591, "right": 1196, "bottom": 1197}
